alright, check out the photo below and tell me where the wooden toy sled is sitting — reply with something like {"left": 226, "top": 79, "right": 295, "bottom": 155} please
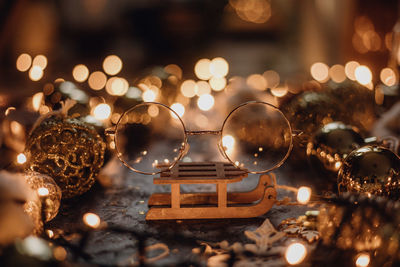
{"left": 146, "top": 162, "right": 277, "bottom": 220}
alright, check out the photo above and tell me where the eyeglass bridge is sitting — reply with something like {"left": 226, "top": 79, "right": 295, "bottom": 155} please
{"left": 185, "top": 130, "right": 221, "bottom": 136}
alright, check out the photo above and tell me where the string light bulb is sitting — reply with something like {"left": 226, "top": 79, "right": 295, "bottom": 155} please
{"left": 17, "top": 153, "right": 27, "bottom": 164}
{"left": 354, "top": 65, "right": 372, "bottom": 85}
{"left": 355, "top": 253, "right": 370, "bottom": 267}
{"left": 285, "top": 242, "right": 307, "bottom": 265}
{"left": 297, "top": 186, "right": 312, "bottom": 204}
{"left": 83, "top": 213, "right": 101, "bottom": 229}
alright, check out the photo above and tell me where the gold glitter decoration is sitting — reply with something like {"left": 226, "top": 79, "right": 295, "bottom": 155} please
{"left": 25, "top": 117, "right": 106, "bottom": 198}
{"left": 23, "top": 198, "right": 42, "bottom": 235}
{"left": 24, "top": 171, "right": 62, "bottom": 221}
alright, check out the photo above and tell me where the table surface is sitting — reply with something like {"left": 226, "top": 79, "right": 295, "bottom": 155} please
{"left": 48, "top": 136, "right": 321, "bottom": 266}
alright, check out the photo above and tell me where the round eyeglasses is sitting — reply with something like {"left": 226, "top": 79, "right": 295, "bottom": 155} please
{"left": 106, "top": 101, "right": 294, "bottom": 175}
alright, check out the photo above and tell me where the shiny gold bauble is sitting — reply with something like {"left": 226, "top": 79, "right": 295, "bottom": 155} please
{"left": 24, "top": 171, "right": 61, "bottom": 222}
{"left": 25, "top": 116, "right": 106, "bottom": 198}
{"left": 307, "top": 122, "right": 364, "bottom": 173}
{"left": 338, "top": 145, "right": 400, "bottom": 199}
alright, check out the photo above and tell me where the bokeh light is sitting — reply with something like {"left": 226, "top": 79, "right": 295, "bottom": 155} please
{"left": 181, "top": 80, "right": 197, "bottom": 98}
{"left": 32, "top": 92, "right": 44, "bottom": 111}
{"left": 147, "top": 105, "right": 159, "bottom": 117}
{"left": 29, "top": 65, "right": 44, "bottom": 81}
{"left": 197, "top": 94, "right": 215, "bottom": 111}
{"left": 53, "top": 246, "right": 67, "bottom": 261}
{"left": 17, "top": 153, "right": 27, "bottom": 164}
{"left": 196, "top": 81, "right": 211, "bottom": 96}
{"left": 247, "top": 74, "right": 267, "bottom": 90}
{"left": 142, "top": 89, "right": 156, "bottom": 102}
{"left": 209, "top": 77, "right": 227, "bottom": 91}
{"left": 102, "top": 55, "right": 122, "bottom": 76}
{"left": 285, "top": 242, "right": 307, "bottom": 265}
{"left": 355, "top": 253, "right": 370, "bottom": 267}
{"left": 16, "top": 53, "right": 32, "bottom": 72}
{"left": 380, "top": 67, "right": 397, "bottom": 87}
{"left": 230, "top": 0, "right": 271, "bottom": 24}
{"left": 32, "top": 55, "right": 48, "bottom": 70}
{"left": 310, "top": 62, "right": 329, "bottom": 82}
{"left": 271, "top": 86, "right": 288, "bottom": 97}
{"left": 210, "top": 57, "right": 229, "bottom": 78}
{"left": 93, "top": 103, "right": 111, "bottom": 120}
{"left": 297, "top": 187, "right": 312, "bottom": 204}
{"left": 170, "top": 103, "right": 185, "bottom": 118}
{"left": 344, "top": 61, "right": 360, "bottom": 81}
{"left": 194, "top": 58, "right": 212, "bottom": 80}
{"left": 354, "top": 65, "right": 372, "bottom": 85}
{"left": 164, "top": 64, "right": 182, "bottom": 79}
{"left": 263, "top": 70, "right": 280, "bottom": 89}
{"left": 72, "top": 64, "right": 89, "bottom": 82}
{"left": 88, "top": 71, "right": 107, "bottom": 90}
{"left": 329, "top": 64, "right": 346, "bottom": 83}
{"left": 83, "top": 213, "right": 101, "bottom": 229}
{"left": 105, "top": 77, "right": 129, "bottom": 96}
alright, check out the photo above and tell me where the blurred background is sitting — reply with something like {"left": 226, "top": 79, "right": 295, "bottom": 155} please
{"left": 1, "top": 0, "right": 398, "bottom": 95}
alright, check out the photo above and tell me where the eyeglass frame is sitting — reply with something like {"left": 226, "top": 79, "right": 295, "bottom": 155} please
{"left": 106, "top": 101, "right": 296, "bottom": 175}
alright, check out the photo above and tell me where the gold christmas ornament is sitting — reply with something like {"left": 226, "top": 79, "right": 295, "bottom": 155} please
{"left": 23, "top": 196, "right": 42, "bottom": 235}
{"left": 337, "top": 145, "right": 400, "bottom": 199}
{"left": 25, "top": 100, "right": 106, "bottom": 198}
{"left": 24, "top": 171, "right": 62, "bottom": 221}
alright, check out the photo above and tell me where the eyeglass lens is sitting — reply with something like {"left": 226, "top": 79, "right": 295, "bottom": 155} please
{"left": 115, "top": 103, "right": 186, "bottom": 174}
{"left": 221, "top": 102, "right": 292, "bottom": 173}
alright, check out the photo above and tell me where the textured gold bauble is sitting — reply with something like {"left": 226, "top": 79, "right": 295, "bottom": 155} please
{"left": 25, "top": 117, "right": 106, "bottom": 198}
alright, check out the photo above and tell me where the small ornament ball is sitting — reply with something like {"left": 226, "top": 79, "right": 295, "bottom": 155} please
{"left": 307, "top": 122, "right": 364, "bottom": 172}
{"left": 24, "top": 171, "right": 62, "bottom": 222}
{"left": 338, "top": 145, "right": 400, "bottom": 199}
{"left": 25, "top": 115, "right": 106, "bottom": 198}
